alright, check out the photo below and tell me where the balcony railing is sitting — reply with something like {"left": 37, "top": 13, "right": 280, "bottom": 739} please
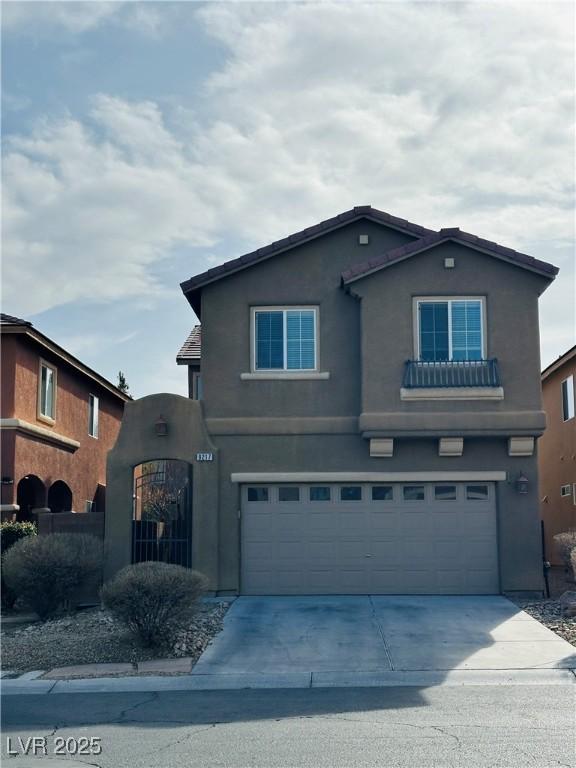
{"left": 402, "top": 359, "right": 501, "bottom": 388}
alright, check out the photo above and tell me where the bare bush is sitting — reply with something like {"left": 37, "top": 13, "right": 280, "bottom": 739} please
{"left": 101, "top": 562, "right": 207, "bottom": 648}
{"left": 553, "top": 531, "right": 576, "bottom": 572}
{"left": 2, "top": 533, "right": 102, "bottom": 620}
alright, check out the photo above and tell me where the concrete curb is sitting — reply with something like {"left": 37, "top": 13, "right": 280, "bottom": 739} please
{"left": 2, "top": 668, "right": 575, "bottom": 695}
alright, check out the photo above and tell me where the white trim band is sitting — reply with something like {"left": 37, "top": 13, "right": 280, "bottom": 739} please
{"left": 241, "top": 372, "right": 330, "bottom": 381}
{"left": 231, "top": 471, "right": 507, "bottom": 483}
{"left": 400, "top": 387, "right": 504, "bottom": 401}
{"left": 0, "top": 418, "right": 80, "bottom": 450}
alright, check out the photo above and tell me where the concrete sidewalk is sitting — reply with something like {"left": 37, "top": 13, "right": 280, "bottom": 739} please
{"left": 2, "top": 668, "right": 576, "bottom": 695}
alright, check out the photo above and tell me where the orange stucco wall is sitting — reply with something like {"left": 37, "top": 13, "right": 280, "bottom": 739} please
{"left": 539, "top": 352, "right": 576, "bottom": 565}
{"left": 1, "top": 332, "right": 126, "bottom": 516}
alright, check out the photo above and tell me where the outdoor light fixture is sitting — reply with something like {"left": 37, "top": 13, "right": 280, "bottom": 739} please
{"left": 155, "top": 415, "right": 168, "bottom": 437}
{"left": 515, "top": 472, "right": 529, "bottom": 495}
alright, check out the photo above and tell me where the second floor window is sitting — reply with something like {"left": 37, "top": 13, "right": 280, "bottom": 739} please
{"left": 562, "top": 375, "right": 574, "bottom": 421}
{"left": 88, "top": 394, "right": 99, "bottom": 438}
{"left": 39, "top": 361, "right": 56, "bottom": 420}
{"left": 253, "top": 308, "right": 317, "bottom": 371}
{"left": 417, "top": 299, "right": 484, "bottom": 362}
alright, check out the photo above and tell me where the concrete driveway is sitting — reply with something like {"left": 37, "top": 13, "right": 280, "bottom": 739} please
{"left": 193, "top": 596, "right": 576, "bottom": 680}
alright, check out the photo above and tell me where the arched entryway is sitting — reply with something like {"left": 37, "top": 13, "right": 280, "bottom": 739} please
{"left": 16, "top": 475, "right": 46, "bottom": 521}
{"left": 47, "top": 480, "right": 73, "bottom": 514}
{"left": 132, "top": 459, "right": 193, "bottom": 567}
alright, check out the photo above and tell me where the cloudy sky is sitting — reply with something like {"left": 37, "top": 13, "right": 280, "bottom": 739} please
{"left": 2, "top": 0, "right": 574, "bottom": 397}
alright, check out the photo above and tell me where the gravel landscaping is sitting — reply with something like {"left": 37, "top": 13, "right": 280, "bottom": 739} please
{"left": 512, "top": 599, "right": 576, "bottom": 647}
{"left": 1, "top": 601, "right": 229, "bottom": 674}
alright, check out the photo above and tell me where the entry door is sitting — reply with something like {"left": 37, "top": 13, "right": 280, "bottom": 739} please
{"left": 241, "top": 482, "right": 499, "bottom": 595}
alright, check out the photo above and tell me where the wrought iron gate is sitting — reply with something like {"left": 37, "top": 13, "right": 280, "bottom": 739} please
{"left": 132, "top": 460, "right": 193, "bottom": 568}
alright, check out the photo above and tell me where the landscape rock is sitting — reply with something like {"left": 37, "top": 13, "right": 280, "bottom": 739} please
{"left": 1, "top": 602, "right": 229, "bottom": 675}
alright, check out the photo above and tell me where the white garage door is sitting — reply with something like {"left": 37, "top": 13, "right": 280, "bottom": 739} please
{"left": 241, "top": 482, "right": 499, "bottom": 595}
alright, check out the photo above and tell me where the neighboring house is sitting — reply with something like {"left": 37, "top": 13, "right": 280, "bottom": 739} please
{"left": 0, "top": 314, "right": 130, "bottom": 521}
{"left": 539, "top": 345, "right": 576, "bottom": 565}
{"left": 176, "top": 325, "right": 202, "bottom": 399}
{"left": 106, "top": 206, "right": 558, "bottom": 596}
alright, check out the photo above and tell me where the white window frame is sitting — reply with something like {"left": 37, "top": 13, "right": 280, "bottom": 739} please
{"left": 413, "top": 296, "right": 487, "bottom": 361}
{"left": 88, "top": 394, "right": 99, "bottom": 438}
{"left": 250, "top": 306, "right": 320, "bottom": 373}
{"left": 561, "top": 484, "right": 571, "bottom": 497}
{"left": 561, "top": 375, "right": 575, "bottom": 422}
{"left": 37, "top": 359, "right": 57, "bottom": 423}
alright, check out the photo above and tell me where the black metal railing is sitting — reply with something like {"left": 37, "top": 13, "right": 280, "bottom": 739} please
{"left": 402, "top": 359, "right": 500, "bottom": 388}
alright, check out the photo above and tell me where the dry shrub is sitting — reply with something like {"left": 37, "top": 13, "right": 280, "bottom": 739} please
{"left": 2, "top": 533, "right": 102, "bottom": 620}
{"left": 553, "top": 531, "right": 576, "bottom": 571}
{"left": 101, "top": 562, "right": 207, "bottom": 648}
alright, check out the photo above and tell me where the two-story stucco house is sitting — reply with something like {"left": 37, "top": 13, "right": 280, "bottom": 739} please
{"left": 105, "top": 206, "right": 558, "bottom": 597}
{"left": 1, "top": 313, "right": 130, "bottom": 521}
{"left": 538, "top": 345, "right": 576, "bottom": 565}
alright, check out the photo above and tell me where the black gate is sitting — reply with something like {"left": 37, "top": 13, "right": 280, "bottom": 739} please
{"left": 132, "top": 460, "right": 193, "bottom": 568}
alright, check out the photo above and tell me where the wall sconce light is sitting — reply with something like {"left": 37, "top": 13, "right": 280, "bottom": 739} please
{"left": 155, "top": 415, "right": 168, "bottom": 437}
{"left": 515, "top": 472, "right": 529, "bottom": 495}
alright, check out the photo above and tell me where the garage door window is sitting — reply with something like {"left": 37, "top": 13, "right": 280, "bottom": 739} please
{"left": 466, "top": 485, "right": 488, "bottom": 500}
{"left": 247, "top": 487, "right": 269, "bottom": 502}
{"left": 403, "top": 485, "right": 425, "bottom": 501}
{"left": 279, "top": 487, "right": 300, "bottom": 502}
{"left": 340, "top": 486, "right": 362, "bottom": 501}
{"left": 310, "top": 486, "right": 331, "bottom": 502}
{"left": 371, "top": 486, "right": 393, "bottom": 501}
{"left": 435, "top": 485, "right": 457, "bottom": 501}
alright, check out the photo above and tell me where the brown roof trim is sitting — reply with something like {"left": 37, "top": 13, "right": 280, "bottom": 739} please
{"left": 176, "top": 325, "right": 201, "bottom": 364}
{"left": 541, "top": 344, "right": 576, "bottom": 380}
{"left": 341, "top": 228, "right": 559, "bottom": 284}
{"left": 180, "top": 206, "right": 435, "bottom": 308}
{"left": 1, "top": 322, "right": 131, "bottom": 403}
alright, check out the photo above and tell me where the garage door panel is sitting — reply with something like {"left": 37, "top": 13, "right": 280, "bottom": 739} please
{"left": 242, "top": 482, "right": 499, "bottom": 595}
{"left": 307, "top": 542, "right": 339, "bottom": 561}
{"left": 369, "top": 541, "right": 401, "bottom": 562}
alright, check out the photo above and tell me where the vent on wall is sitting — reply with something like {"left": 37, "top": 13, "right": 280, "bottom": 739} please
{"left": 358, "top": 234, "right": 369, "bottom": 245}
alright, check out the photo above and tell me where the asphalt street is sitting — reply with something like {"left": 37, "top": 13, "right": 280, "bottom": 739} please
{"left": 2, "top": 685, "right": 575, "bottom": 768}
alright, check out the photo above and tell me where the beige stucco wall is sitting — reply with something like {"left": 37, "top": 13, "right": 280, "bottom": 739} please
{"left": 104, "top": 394, "right": 219, "bottom": 586}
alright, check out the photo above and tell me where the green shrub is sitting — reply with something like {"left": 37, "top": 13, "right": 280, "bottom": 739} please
{"left": 0, "top": 521, "right": 37, "bottom": 555}
{"left": 1, "top": 521, "right": 37, "bottom": 609}
{"left": 2, "top": 533, "right": 102, "bottom": 620}
{"left": 553, "top": 531, "right": 576, "bottom": 572}
{"left": 101, "top": 562, "right": 207, "bottom": 648}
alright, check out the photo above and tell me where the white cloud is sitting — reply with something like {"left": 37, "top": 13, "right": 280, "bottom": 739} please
{"left": 3, "top": 0, "right": 574, "bottom": 367}
{"left": 1, "top": 2, "right": 125, "bottom": 34}
{"left": 1, "top": 1, "right": 173, "bottom": 37}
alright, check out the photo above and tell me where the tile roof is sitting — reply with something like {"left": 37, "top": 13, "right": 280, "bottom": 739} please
{"left": 341, "top": 228, "right": 559, "bottom": 284}
{"left": 0, "top": 313, "right": 31, "bottom": 327}
{"left": 180, "top": 206, "right": 435, "bottom": 304}
{"left": 176, "top": 325, "right": 201, "bottom": 364}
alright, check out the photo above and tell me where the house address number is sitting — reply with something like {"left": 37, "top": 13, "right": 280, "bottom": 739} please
{"left": 196, "top": 452, "right": 214, "bottom": 462}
